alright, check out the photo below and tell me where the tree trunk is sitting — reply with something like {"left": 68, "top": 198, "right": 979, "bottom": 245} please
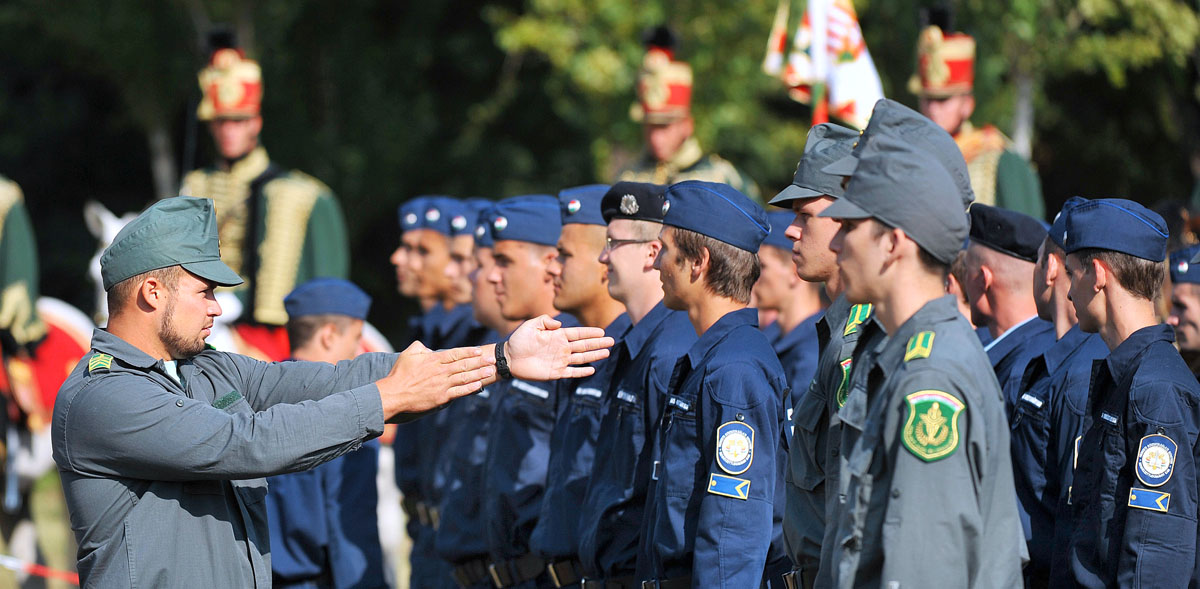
{"left": 1012, "top": 71, "right": 1034, "bottom": 160}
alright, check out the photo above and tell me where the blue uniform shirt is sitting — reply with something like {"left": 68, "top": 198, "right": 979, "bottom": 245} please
{"left": 1009, "top": 325, "right": 1107, "bottom": 585}
{"left": 530, "top": 314, "right": 631, "bottom": 562}
{"left": 576, "top": 302, "right": 696, "bottom": 579}
{"left": 482, "top": 314, "right": 578, "bottom": 561}
{"left": 985, "top": 316, "right": 1056, "bottom": 411}
{"left": 1065, "top": 324, "right": 1200, "bottom": 587}
{"left": 636, "top": 308, "right": 789, "bottom": 586}
{"left": 773, "top": 311, "right": 821, "bottom": 436}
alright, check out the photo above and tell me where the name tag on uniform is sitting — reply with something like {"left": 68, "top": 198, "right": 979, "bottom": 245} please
{"left": 575, "top": 387, "right": 602, "bottom": 399}
{"left": 616, "top": 390, "right": 637, "bottom": 405}
{"left": 1020, "top": 394, "right": 1044, "bottom": 409}
{"left": 667, "top": 396, "right": 690, "bottom": 411}
{"left": 1101, "top": 412, "right": 1119, "bottom": 425}
{"left": 512, "top": 380, "right": 549, "bottom": 399}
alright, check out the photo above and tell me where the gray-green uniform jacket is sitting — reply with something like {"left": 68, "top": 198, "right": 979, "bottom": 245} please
{"left": 828, "top": 295, "right": 1024, "bottom": 588}
{"left": 52, "top": 329, "right": 398, "bottom": 588}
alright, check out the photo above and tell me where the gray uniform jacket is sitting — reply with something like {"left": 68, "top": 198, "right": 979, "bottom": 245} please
{"left": 828, "top": 295, "right": 1025, "bottom": 588}
{"left": 53, "top": 329, "right": 394, "bottom": 588}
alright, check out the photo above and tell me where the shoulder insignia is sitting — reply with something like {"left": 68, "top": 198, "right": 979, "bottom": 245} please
{"left": 707, "top": 473, "right": 750, "bottom": 500}
{"left": 835, "top": 357, "right": 853, "bottom": 409}
{"left": 901, "top": 390, "right": 964, "bottom": 462}
{"left": 843, "top": 303, "right": 872, "bottom": 336}
{"left": 716, "top": 421, "right": 754, "bottom": 475}
{"left": 87, "top": 353, "right": 113, "bottom": 373}
{"left": 1136, "top": 434, "right": 1177, "bottom": 487}
{"left": 1128, "top": 488, "right": 1170, "bottom": 512}
{"left": 904, "top": 331, "right": 935, "bottom": 362}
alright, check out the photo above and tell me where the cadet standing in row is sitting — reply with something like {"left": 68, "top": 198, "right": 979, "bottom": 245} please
{"left": 576, "top": 182, "right": 697, "bottom": 586}
{"left": 1060, "top": 199, "right": 1200, "bottom": 586}
{"left": 636, "top": 181, "right": 790, "bottom": 587}
{"left": 1168, "top": 244, "right": 1200, "bottom": 376}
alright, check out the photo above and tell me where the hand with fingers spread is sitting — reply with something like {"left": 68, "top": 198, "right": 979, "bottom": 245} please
{"left": 377, "top": 341, "right": 495, "bottom": 420}
{"left": 498, "top": 314, "right": 615, "bottom": 381}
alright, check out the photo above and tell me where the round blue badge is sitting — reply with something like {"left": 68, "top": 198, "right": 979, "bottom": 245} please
{"left": 716, "top": 421, "right": 754, "bottom": 475}
{"left": 1136, "top": 433, "right": 1177, "bottom": 487}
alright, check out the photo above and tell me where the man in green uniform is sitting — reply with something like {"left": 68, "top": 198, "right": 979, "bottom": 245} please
{"left": 616, "top": 27, "right": 761, "bottom": 203}
{"left": 909, "top": 25, "right": 1045, "bottom": 219}
{"left": 180, "top": 47, "right": 349, "bottom": 358}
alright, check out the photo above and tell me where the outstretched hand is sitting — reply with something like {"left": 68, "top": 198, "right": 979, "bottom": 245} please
{"left": 376, "top": 341, "right": 495, "bottom": 420}
{"left": 503, "top": 315, "right": 614, "bottom": 381}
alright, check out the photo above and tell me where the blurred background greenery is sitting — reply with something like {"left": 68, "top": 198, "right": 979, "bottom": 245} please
{"left": 2, "top": 0, "right": 1198, "bottom": 340}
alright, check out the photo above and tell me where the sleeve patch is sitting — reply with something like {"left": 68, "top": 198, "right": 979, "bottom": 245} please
{"left": 707, "top": 473, "right": 750, "bottom": 500}
{"left": 87, "top": 353, "right": 113, "bottom": 373}
{"left": 903, "top": 331, "right": 935, "bottom": 362}
{"left": 1135, "top": 434, "right": 1176, "bottom": 487}
{"left": 716, "top": 421, "right": 754, "bottom": 474}
{"left": 212, "top": 390, "right": 244, "bottom": 410}
{"left": 1128, "top": 488, "right": 1170, "bottom": 512}
{"left": 901, "top": 390, "right": 964, "bottom": 462}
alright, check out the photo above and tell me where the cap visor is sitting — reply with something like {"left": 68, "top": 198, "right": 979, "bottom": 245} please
{"left": 818, "top": 197, "right": 872, "bottom": 220}
{"left": 821, "top": 155, "right": 859, "bottom": 177}
{"left": 182, "top": 259, "right": 244, "bottom": 287}
{"left": 768, "top": 184, "right": 826, "bottom": 207}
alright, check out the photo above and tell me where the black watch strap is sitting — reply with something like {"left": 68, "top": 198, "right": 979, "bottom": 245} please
{"left": 496, "top": 338, "right": 513, "bottom": 380}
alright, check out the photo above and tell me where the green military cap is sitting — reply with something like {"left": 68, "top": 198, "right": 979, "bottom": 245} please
{"left": 100, "top": 196, "right": 244, "bottom": 291}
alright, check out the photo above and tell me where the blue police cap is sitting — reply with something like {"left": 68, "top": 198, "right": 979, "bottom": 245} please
{"left": 399, "top": 195, "right": 463, "bottom": 236}
{"left": 490, "top": 194, "right": 562, "bottom": 247}
{"left": 558, "top": 184, "right": 610, "bottom": 226}
{"left": 284, "top": 278, "right": 372, "bottom": 320}
{"left": 601, "top": 181, "right": 668, "bottom": 224}
{"left": 968, "top": 204, "right": 1047, "bottom": 263}
{"left": 1170, "top": 245, "right": 1200, "bottom": 284}
{"left": 661, "top": 180, "right": 769, "bottom": 253}
{"left": 474, "top": 204, "right": 497, "bottom": 248}
{"left": 761, "top": 210, "right": 795, "bottom": 251}
{"left": 1062, "top": 198, "right": 1168, "bottom": 262}
{"left": 1049, "top": 197, "right": 1088, "bottom": 250}
{"left": 769, "top": 123, "right": 858, "bottom": 207}
{"left": 398, "top": 196, "right": 429, "bottom": 232}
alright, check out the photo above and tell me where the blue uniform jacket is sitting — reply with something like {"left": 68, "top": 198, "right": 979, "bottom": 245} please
{"left": 985, "top": 316, "right": 1056, "bottom": 412}
{"left": 577, "top": 302, "right": 696, "bottom": 578}
{"left": 530, "top": 314, "right": 631, "bottom": 562}
{"left": 1065, "top": 324, "right": 1200, "bottom": 587}
{"left": 482, "top": 314, "right": 578, "bottom": 561}
{"left": 773, "top": 311, "right": 821, "bottom": 437}
{"left": 1008, "top": 324, "right": 1107, "bottom": 586}
{"left": 636, "top": 308, "right": 789, "bottom": 587}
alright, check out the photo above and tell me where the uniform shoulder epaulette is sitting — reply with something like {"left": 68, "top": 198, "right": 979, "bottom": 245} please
{"left": 87, "top": 352, "right": 114, "bottom": 374}
{"left": 844, "top": 303, "right": 873, "bottom": 336}
{"left": 904, "top": 331, "right": 935, "bottom": 362}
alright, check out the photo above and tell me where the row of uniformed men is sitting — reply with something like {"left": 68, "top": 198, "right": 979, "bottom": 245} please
{"left": 381, "top": 98, "right": 1200, "bottom": 589}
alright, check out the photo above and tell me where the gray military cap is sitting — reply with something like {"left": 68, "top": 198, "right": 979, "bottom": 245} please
{"left": 768, "top": 123, "right": 859, "bottom": 207}
{"left": 819, "top": 133, "right": 969, "bottom": 264}
{"left": 822, "top": 98, "right": 974, "bottom": 208}
{"left": 100, "top": 196, "right": 244, "bottom": 291}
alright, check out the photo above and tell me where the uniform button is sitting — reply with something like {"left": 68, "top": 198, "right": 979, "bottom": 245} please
{"left": 736, "top": 413, "right": 744, "bottom": 421}
{"left": 176, "top": 400, "right": 185, "bottom": 407}
{"left": 891, "top": 488, "right": 901, "bottom": 498}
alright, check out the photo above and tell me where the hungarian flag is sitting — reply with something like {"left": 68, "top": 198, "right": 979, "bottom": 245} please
{"left": 763, "top": 0, "right": 884, "bottom": 129}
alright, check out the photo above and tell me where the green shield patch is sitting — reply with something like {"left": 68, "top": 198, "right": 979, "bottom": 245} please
{"left": 901, "top": 390, "right": 964, "bottom": 462}
{"left": 835, "top": 357, "right": 853, "bottom": 409}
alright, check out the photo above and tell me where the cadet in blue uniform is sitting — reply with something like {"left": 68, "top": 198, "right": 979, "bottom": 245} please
{"left": 530, "top": 185, "right": 630, "bottom": 587}
{"left": 635, "top": 180, "right": 790, "bottom": 588}
{"left": 576, "top": 182, "right": 697, "bottom": 586}
{"left": 436, "top": 206, "right": 523, "bottom": 589}
{"left": 267, "top": 279, "right": 386, "bottom": 588}
{"left": 962, "top": 204, "right": 1057, "bottom": 410}
{"left": 820, "top": 131, "right": 1024, "bottom": 586}
{"left": 482, "top": 195, "right": 580, "bottom": 588}
{"left": 1168, "top": 244, "right": 1200, "bottom": 376}
{"left": 1060, "top": 199, "right": 1200, "bottom": 587}
{"left": 1007, "top": 197, "right": 1109, "bottom": 587}
{"left": 765, "top": 122, "right": 862, "bottom": 588}
{"left": 753, "top": 209, "right": 823, "bottom": 433}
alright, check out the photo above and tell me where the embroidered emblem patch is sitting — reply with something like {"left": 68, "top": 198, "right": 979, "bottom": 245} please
{"left": 716, "top": 421, "right": 754, "bottom": 475}
{"left": 901, "top": 390, "right": 964, "bottom": 462}
{"left": 1136, "top": 434, "right": 1177, "bottom": 487}
{"left": 567, "top": 199, "right": 582, "bottom": 215}
{"left": 904, "top": 331, "right": 935, "bottom": 362}
{"left": 835, "top": 357, "right": 853, "bottom": 409}
{"left": 843, "top": 304, "right": 872, "bottom": 336}
{"left": 707, "top": 473, "right": 750, "bottom": 500}
{"left": 425, "top": 208, "right": 441, "bottom": 222}
{"left": 451, "top": 215, "right": 468, "bottom": 231}
{"left": 88, "top": 353, "right": 113, "bottom": 373}
{"left": 404, "top": 212, "right": 419, "bottom": 227}
{"left": 1178, "top": 260, "right": 1190, "bottom": 274}
{"left": 1129, "top": 488, "right": 1170, "bottom": 512}
{"left": 620, "top": 194, "right": 639, "bottom": 215}
{"left": 493, "top": 216, "right": 508, "bottom": 232}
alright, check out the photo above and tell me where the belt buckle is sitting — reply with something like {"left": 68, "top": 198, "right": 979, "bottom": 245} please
{"left": 781, "top": 571, "right": 798, "bottom": 589}
{"left": 488, "top": 563, "right": 505, "bottom": 588}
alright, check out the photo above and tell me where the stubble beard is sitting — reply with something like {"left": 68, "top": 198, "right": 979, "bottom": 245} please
{"left": 159, "top": 295, "right": 207, "bottom": 360}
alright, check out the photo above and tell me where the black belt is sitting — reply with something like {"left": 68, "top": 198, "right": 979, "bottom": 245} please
{"left": 640, "top": 578, "right": 690, "bottom": 589}
{"left": 452, "top": 558, "right": 491, "bottom": 588}
{"left": 488, "top": 554, "right": 545, "bottom": 588}
{"left": 546, "top": 558, "right": 583, "bottom": 587}
{"left": 581, "top": 575, "right": 636, "bottom": 589}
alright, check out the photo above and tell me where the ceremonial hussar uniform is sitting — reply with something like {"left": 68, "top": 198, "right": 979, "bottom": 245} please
{"left": 181, "top": 48, "right": 349, "bottom": 359}
{"left": 616, "top": 35, "right": 760, "bottom": 203}
{"left": 910, "top": 26, "right": 1044, "bottom": 218}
